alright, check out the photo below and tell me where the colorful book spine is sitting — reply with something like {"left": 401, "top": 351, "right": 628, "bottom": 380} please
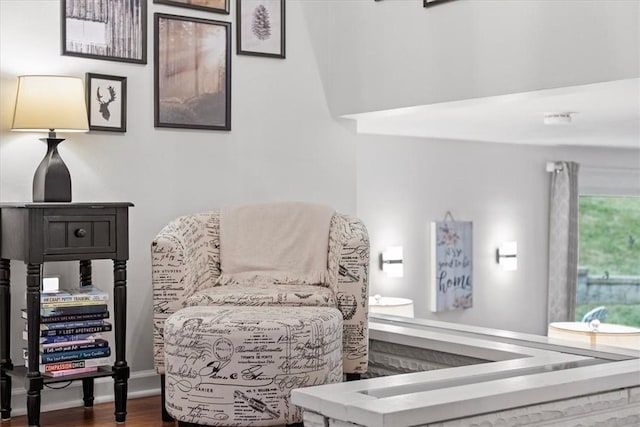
{"left": 41, "top": 339, "right": 109, "bottom": 354}
{"left": 23, "top": 346, "right": 111, "bottom": 362}
{"left": 32, "top": 323, "right": 112, "bottom": 337}
{"left": 24, "top": 331, "right": 103, "bottom": 344}
{"left": 41, "top": 300, "right": 106, "bottom": 308}
{"left": 25, "top": 356, "right": 113, "bottom": 373}
{"left": 22, "top": 310, "right": 110, "bottom": 323}
{"left": 44, "top": 366, "right": 99, "bottom": 378}
{"left": 40, "top": 348, "right": 110, "bottom": 364}
{"left": 38, "top": 319, "right": 106, "bottom": 330}
{"left": 40, "top": 304, "right": 108, "bottom": 317}
{"left": 40, "top": 287, "right": 109, "bottom": 304}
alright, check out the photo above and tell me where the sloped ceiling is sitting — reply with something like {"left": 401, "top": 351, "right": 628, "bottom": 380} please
{"left": 344, "top": 79, "right": 640, "bottom": 148}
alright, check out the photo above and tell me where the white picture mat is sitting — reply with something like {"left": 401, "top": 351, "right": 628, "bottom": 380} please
{"left": 240, "top": 0, "right": 282, "bottom": 55}
{"left": 89, "top": 78, "right": 123, "bottom": 128}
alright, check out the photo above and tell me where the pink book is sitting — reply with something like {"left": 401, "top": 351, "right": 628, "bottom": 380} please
{"left": 44, "top": 366, "right": 99, "bottom": 377}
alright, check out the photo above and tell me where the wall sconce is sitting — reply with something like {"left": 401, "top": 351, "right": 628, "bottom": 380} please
{"left": 379, "top": 246, "right": 403, "bottom": 278}
{"left": 496, "top": 241, "right": 517, "bottom": 271}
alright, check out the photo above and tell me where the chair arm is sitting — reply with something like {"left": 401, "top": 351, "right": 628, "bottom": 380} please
{"left": 336, "top": 215, "right": 370, "bottom": 374}
{"left": 151, "top": 212, "right": 221, "bottom": 373}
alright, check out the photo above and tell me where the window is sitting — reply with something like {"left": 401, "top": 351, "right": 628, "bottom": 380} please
{"left": 576, "top": 195, "right": 640, "bottom": 327}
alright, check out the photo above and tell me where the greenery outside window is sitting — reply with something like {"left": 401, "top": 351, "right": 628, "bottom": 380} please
{"left": 576, "top": 195, "right": 640, "bottom": 327}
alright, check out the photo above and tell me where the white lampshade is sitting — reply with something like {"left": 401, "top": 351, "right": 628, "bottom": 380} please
{"left": 369, "top": 295, "right": 414, "bottom": 318}
{"left": 12, "top": 75, "right": 89, "bottom": 133}
{"left": 548, "top": 322, "right": 640, "bottom": 350}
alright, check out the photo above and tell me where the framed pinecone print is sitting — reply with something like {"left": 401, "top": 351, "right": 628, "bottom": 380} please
{"left": 237, "top": 0, "right": 285, "bottom": 58}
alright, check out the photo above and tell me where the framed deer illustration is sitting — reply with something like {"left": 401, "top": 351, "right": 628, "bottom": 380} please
{"left": 86, "top": 73, "right": 127, "bottom": 132}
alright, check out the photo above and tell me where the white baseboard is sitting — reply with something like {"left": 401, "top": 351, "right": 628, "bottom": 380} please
{"left": 7, "top": 369, "right": 161, "bottom": 417}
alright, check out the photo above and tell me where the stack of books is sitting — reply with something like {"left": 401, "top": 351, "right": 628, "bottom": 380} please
{"left": 22, "top": 287, "right": 112, "bottom": 377}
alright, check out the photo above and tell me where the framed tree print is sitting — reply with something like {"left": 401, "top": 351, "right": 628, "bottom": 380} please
{"left": 86, "top": 73, "right": 127, "bottom": 132}
{"left": 154, "top": 13, "right": 231, "bottom": 130}
{"left": 154, "top": 0, "right": 230, "bottom": 15}
{"left": 62, "top": 0, "right": 147, "bottom": 64}
{"left": 237, "top": 0, "right": 285, "bottom": 58}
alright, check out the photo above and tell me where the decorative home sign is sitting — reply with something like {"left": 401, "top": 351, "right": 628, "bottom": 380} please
{"left": 86, "top": 73, "right": 127, "bottom": 132}
{"left": 237, "top": 0, "right": 285, "bottom": 58}
{"left": 154, "top": 0, "right": 230, "bottom": 14}
{"left": 430, "top": 220, "right": 473, "bottom": 312}
{"left": 62, "top": 0, "right": 147, "bottom": 64}
{"left": 154, "top": 13, "right": 231, "bottom": 131}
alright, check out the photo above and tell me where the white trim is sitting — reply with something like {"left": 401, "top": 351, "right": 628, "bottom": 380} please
{"left": 292, "top": 317, "right": 640, "bottom": 427}
{"left": 7, "top": 369, "right": 159, "bottom": 417}
{"left": 579, "top": 165, "right": 640, "bottom": 196}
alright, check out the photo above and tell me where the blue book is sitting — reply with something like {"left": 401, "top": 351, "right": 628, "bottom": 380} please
{"left": 35, "top": 322, "right": 112, "bottom": 337}
{"left": 39, "top": 319, "right": 107, "bottom": 330}
{"left": 40, "top": 304, "right": 108, "bottom": 317}
{"left": 22, "top": 309, "right": 110, "bottom": 324}
{"left": 23, "top": 332, "right": 104, "bottom": 344}
{"left": 23, "top": 347, "right": 111, "bottom": 364}
{"left": 42, "top": 339, "right": 109, "bottom": 354}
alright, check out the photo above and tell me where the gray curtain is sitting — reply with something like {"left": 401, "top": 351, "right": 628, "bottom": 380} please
{"left": 547, "top": 161, "right": 580, "bottom": 323}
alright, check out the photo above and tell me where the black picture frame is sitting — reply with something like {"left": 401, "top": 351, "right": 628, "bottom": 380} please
{"left": 153, "top": 0, "right": 230, "bottom": 15}
{"left": 86, "top": 73, "right": 127, "bottom": 133}
{"left": 423, "top": 0, "right": 456, "bottom": 7}
{"left": 154, "top": 13, "right": 232, "bottom": 131}
{"left": 61, "top": 0, "right": 147, "bottom": 64}
{"left": 237, "top": 0, "right": 285, "bottom": 59}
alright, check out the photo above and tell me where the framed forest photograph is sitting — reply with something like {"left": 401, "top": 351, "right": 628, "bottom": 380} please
{"left": 154, "top": 13, "right": 231, "bottom": 130}
{"left": 237, "top": 0, "right": 285, "bottom": 58}
{"left": 62, "top": 0, "right": 147, "bottom": 64}
{"left": 154, "top": 0, "right": 230, "bottom": 15}
{"left": 86, "top": 73, "right": 127, "bottom": 132}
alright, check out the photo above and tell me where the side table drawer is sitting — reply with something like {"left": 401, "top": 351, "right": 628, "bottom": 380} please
{"left": 44, "top": 215, "right": 116, "bottom": 255}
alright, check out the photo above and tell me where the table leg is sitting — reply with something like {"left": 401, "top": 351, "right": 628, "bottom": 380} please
{"left": 80, "top": 261, "right": 95, "bottom": 408}
{"left": 79, "top": 260, "right": 92, "bottom": 287}
{"left": 26, "top": 263, "right": 43, "bottom": 427}
{"left": 0, "top": 259, "right": 12, "bottom": 421}
{"left": 113, "top": 260, "right": 129, "bottom": 423}
{"left": 82, "top": 378, "right": 94, "bottom": 407}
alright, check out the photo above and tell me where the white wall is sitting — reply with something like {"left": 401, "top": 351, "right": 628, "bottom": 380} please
{"left": 0, "top": 0, "right": 356, "bottom": 385}
{"left": 0, "top": 0, "right": 638, "bottom": 414}
{"left": 358, "top": 135, "right": 640, "bottom": 335}
{"left": 324, "top": 0, "right": 639, "bottom": 116}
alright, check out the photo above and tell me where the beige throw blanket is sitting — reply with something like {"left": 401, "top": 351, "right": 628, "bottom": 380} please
{"left": 217, "top": 202, "right": 335, "bottom": 286}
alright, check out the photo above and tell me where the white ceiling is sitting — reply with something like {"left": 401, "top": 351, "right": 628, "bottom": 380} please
{"left": 343, "top": 79, "right": 640, "bottom": 149}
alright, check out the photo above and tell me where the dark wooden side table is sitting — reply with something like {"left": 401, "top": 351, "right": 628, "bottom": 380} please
{"left": 0, "top": 202, "right": 133, "bottom": 426}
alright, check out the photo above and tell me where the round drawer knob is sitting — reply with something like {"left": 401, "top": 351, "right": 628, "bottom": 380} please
{"left": 74, "top": 228, "right": 87, "bottom": 238}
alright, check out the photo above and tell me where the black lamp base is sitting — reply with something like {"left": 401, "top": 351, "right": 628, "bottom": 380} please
{"left": 32, "top": 138, "right": 72, "bottom": 202}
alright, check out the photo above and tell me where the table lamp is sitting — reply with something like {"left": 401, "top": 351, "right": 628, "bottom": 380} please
{"left": 548, "top": 321, "right": 640, "bottom": 350}
{"left": 11, "top": 75, "right": 89, "bottom": 202}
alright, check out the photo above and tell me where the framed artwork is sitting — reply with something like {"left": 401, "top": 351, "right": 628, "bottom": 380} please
{"left": 237, "top": 0, "right": 285, "bottom": 58}
{"left": 154, "top": 0, "right": 230, "bottom": 15}
{"left": 61, "top": 0, "right": 147, "bottom": 64}
{"left": 424, "top": 0, "right": 456, "bottom": 7}
{"left": 429, "top": 221, "right": 473, "bottom": 312}
{"left": 154, "top": 13, "right": 231, "bottom": 131}
{"left": 86, "top": 73, "right": 127, "bottom": 132}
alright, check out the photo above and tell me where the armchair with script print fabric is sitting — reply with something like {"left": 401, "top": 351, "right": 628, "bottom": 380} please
{"left": 151, "top": 203, "right": 370, "bottom": 417}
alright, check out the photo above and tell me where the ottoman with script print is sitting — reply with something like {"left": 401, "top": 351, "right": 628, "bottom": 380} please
{"left": 164, "top": 305, "right": 343, "bottom": 426}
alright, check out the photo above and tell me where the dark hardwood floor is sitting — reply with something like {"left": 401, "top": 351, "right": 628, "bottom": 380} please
{"left": 1, "top": 395, "right": 174, "bottom": 426}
